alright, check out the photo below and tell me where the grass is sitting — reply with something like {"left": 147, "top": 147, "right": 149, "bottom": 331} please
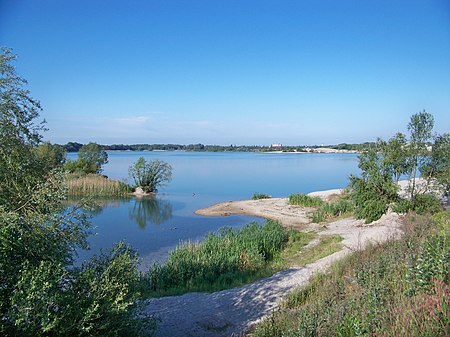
{"left": 288, "top": 194, "right": 325, "bottom": 207}
{"left": 251, "top": 211, "right": 450, "bottom": 337}
{"left": 66, "top": 173, "right": 132, "bottom": 197}
{"left": 252, "top": 193, "right": 272, "bottom": 200}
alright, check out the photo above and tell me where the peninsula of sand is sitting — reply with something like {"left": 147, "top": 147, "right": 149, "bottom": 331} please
{"left": 143, "top": 187, "right": 406, "bottom": 337}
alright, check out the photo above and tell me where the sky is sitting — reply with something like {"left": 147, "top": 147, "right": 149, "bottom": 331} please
{"left": 1, "top": 0, "right": 449, "bottom": 146}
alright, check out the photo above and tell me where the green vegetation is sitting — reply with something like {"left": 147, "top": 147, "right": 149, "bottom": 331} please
{"left": 65, "top": 142, "right": 108, "bottom": 174}
{"left": 275, "top": 234, "right": 343, "bottom": 268}
{"left": 0, "top": 48, "right": 149, "bottom": 336}
{"left": 66, "top": 173, "right": 132, "bottom": 197}
{"left": 252, "top": 211, "right": 450, "bottom": 337}
{"left": 252, "top": 193, "right": 272, "bottom": 200}
{"left": 350, "top": 111, "right": 449, "bottom": 223}
{"left": 61, "top": 141, "right": 373, "bottom": 153}
{"left": 144, "top": 221, "right": 290, "bottom": 295}
{"left": 311, "top": 199, "right": 355, "bottom": 223}
{"left": 289, "top": 194, "right": 325, "bottom": 207}
{"left": 128, "top": 157, "right": 173, "bottom": 193}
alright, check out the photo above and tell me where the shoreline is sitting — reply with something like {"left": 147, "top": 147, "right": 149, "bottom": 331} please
{"left": 194, "top": 188, "right": 344, "bottom": 229}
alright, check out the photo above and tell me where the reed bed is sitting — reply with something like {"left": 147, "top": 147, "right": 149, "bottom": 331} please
{"left": 252, "top": 211, "right": 450, "bottom": 337}
{"left": 66, "top": 173, "right": 131, "bottom": 197}
{"left": 144, "top": 220, "right": 290, "bottom": 295}
{"left": 288, "top": 193, "right": 325, "bottom": 207}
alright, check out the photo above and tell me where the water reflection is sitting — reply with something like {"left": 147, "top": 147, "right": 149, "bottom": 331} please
{"left": 129, "top": 197, "right": 173, "bottom": 229}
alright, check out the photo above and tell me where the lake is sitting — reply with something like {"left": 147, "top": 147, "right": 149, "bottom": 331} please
{"left": 69, "top": 151, "right": 360, "bottom": 269}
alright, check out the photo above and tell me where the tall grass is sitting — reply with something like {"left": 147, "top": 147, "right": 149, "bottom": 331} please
{"left": 252, "top": 211, "right": 450, "bottom": 337}
{"left": 144, "top": 221, "right": 291, "bottom": 296}
{"left": 311, "top": 199, "right": 355, "bottom": 223}
{"left": 66, "top": 173, "right": 131, "bottom": 197}
{"left": 288, "top": 194, "right": 325, "bottom": 207}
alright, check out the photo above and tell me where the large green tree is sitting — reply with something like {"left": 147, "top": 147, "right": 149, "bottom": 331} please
{"left": 65, "top": 142, "right": 108, "bottom": 174}
{"left": 128, "top": 157, "right": 172, "bottom": 193}
{"left": 0, "top": 48, "right": 147, "bottom": 336}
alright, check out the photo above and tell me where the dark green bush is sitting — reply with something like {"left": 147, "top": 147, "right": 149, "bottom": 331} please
{"left": 394, "top": 194, "right": 444, "bottom": 215}
{"left": 252, "top": 193, "right": 272, "bottom": 200}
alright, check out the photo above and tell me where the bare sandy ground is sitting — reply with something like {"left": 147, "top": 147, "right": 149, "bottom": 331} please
{"left": 143, "top": 189, "right": 405, "bottom": 337}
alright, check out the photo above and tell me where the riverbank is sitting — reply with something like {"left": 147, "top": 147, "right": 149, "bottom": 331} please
{"left": 144, "top": 187, "right": 405, "bottom": 336}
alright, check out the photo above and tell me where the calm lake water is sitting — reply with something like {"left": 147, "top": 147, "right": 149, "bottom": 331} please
{"left": 69, "top": 151, "right": 360, "bottom": 269}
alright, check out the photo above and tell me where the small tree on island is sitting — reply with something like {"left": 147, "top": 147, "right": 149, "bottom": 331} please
{"left": 129, "top": 157, "right": 172, "bottom": 193}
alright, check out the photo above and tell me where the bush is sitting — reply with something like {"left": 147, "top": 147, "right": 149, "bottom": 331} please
{"left": 394, "top": 194, "right": 444, "bottom": 215}
{"left": 3, "top": 242, "right": 149, "bottom": 337}
{"left": 289, "top": 194, "right": 325, "bottom": 207}
{"left": 252, "top": 193, "right": 271, "bottom": 200}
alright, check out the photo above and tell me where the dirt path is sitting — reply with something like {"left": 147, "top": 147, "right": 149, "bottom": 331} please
{"left": 143, "top": 192, "right": 404, "bottom": 336}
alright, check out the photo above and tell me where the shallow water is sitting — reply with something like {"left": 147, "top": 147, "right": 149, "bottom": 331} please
{"left": 69, "top": 151, "right": 360, "bottom": 268}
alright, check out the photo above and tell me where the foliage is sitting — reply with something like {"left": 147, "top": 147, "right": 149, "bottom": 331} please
{"left": 144, "top": 221, "right": 289, "bottom": 295}
{"left": 0, "top": 49, "right": 149, "bottom": 336}
{"left": 407, "top": 111, "right": 434, "bottom": 202}
{"left": 66, "top": 173, "right": 131, "bottom": 197}
{"left": 34, "top": 142, "right": 66, "bottom": 172}
{"left": 252, "top": 211, "right": 450, "bottom": 337}
{"left": 65, "top": 142, "right": 108, "bottom": 174}
{"left": 252, "top": 193, "right": 271, "bottom": 200}
{"left": 288, "top": 194, "right": 325, "bottom": 207}
{"left": 128, "top": 157, "right": 172, "bottom": 193}
{"left": 379, "top": 132, "right": 409, "bottom": 182}
{"left": 421, "top": 133, "right": 450, "bottom": 196}
{"left": 349, "top": 146, "right": 399, "bottom": 223}
{"left": 311, "top": 199, "right": 355, "bottom": 223}
{"left": 394, "top": 193, "right": 444, "bottom": 215}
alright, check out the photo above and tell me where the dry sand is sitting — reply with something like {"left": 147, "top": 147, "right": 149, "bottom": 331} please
{"left": 143, "top": 188, "right": 405, "bottom": 336}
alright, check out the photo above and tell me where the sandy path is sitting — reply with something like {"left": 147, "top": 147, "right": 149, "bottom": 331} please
{"left": 143, "top": 188, "right": 404, "bottom": 336}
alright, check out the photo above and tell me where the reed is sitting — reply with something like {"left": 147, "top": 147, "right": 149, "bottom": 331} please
{"left": 66, "top": 173, "right": 132, "bottom": 197}
{"left": 144, "top": 220, "right": 290, "bottom": 295}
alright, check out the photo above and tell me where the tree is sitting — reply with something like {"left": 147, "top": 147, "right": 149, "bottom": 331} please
{"left": 407, "top": 111, "right": 434, "bottom": 202}
{"left": 65, "top": 142, "right": 108, "bottom": 174}
{"left": 381, "top": 132, "right": 409, "bottom": 183}
{"left": 129, "top": 157, "right": 172, "bottom": 193}
{"left": 420, "top": 133, "right": 450, "bottom": 196}
{"left": 349, "top": 145, "right": 399, "bottom": 222}
{"left": 34, "top": 142, "right": 66, "bottom": 173}
{"left": 0, "top": 49, "right": 147, "bottom": 336}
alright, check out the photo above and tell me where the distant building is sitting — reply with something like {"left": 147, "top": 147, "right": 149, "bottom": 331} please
{"left": 271, "top": 143, "right": 283, "bottom": 148}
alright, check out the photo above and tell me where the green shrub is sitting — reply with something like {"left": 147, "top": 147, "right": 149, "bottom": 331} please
{"left": 4, "top": 242, "right": 150, "bottom": 337}
{"left": 252, "top": 193, "right": 271, "bottom": 200}
{"left": 289, "top": 194, "right": 325, "bottom": 207}
{"left": 394, "top": 194, "right": 444, "bottom": 215}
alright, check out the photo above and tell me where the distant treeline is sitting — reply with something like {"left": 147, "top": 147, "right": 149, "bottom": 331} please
{"left": 62, "top": 141, "right": 374, "bottom": 153}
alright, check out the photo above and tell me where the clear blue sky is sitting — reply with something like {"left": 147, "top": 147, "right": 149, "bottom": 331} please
{"left": 1, "top": 0, "right": 449, "bottom": 145}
